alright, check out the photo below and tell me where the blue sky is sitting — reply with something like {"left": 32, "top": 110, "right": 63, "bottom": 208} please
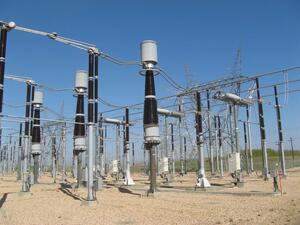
{"left": 1, "top": 0, "right": 300, "bottom": 162}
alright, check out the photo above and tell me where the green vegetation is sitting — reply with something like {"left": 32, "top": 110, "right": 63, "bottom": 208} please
{"left": 131, "top": 149, "right": 300, "bottom": 174}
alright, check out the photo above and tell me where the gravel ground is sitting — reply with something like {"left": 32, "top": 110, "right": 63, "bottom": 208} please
{"left": 0, "top": 168, "right": 299, "bottom": 225}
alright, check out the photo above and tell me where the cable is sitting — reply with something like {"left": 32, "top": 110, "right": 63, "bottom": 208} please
{"left": 157, "top": 67, "right": 186, "bottom": 91}
{"left": 99, "top": 52, "right": 140, "bottom": 65}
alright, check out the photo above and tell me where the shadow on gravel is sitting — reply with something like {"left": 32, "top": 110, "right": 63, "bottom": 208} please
{"left": 0, "top": 193, "right": 8, "bottom": 209}
{"left": 118, "top": 186, "right": 142, "bottom": 197}
{"left": 59, "top": 183, "right": 82, "bottom": 201}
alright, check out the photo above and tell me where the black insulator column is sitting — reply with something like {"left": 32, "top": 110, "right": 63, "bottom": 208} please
{"left": 143, "top": 70, "right": 159, "bottom": 127}
{"left": 94, "top": 54, "right": 98, "bottom": 123}
{"left": 88, "top": 52, "right": 94, "bottom": 124}
{"left": 255, "top": 78, "right": 269, "bottom": 179}
{"left": 125, "top": 108, "right": 130, "bottom": 153}
{"left": 32, "top": 109, "right": 41, "bottom": 143}
{"left": 74, "top": 95, "right": 85, "bottom": 137}
{"left": 24, "top": 84, "right": 31, "bottom": 137}
{"left": 0, "top": 27, "right": 8, "bottom": 113}
{"left": 30, "top": 86, "right": 35, "bottom": 137}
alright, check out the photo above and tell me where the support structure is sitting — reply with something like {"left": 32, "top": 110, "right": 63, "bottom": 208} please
{"left": 184, "top": 137, "right": 187, "bottom": 174}
{"left": 195, "top": 91, "right": 210, "bottom": 187}
{"left": 255, "top": 78, "right": 269, "bottom": 179}
{"left": 217, "top": 116, "right": 224, "bottom": 177}
{"left": 51, "top": 136, "right": 57, "bottom": 182}
{"left": 206, "top": 90, "right": 214, "bottom": 175}
{"left": 17, "top": 123, "right": 22, "bottom": 180}
{"left": 170, "top": 123, "right": 175, "bottom": 177}
{"left": 246, "top": 106, "right": 254, "bottom": 172}
{"left": 274, "top": 85, "right": 286, "bottom": 176}
{"left": 214, "top": 116, "right": 220, "bottom": 173}
{"left": 123, "top": 108, "right": 134, "bottom": 185}
{"left": 22, "top": 82, "right": 32, "bottom": 192}
{"left": 178, "top": 98, "right": 184, "bottom": 175}
{"left": 61, "top": 123, "right": 66, "bottom": 181}
{"left": 243, "top": 122, "right": 249, "bottom": 174}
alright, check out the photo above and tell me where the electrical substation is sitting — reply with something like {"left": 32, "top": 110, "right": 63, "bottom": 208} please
{"left": 0, "top": 15, "right": 300, "bottom": 225}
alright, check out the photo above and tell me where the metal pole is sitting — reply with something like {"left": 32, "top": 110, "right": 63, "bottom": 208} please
{"left": 132, "top": 142, "right": 135, "bottom": 167}
{"left": 116, "top": 124, "right": 120, "bottom": 179}
{"left": 170, "top": 123, "right": 175, "bottom": 176}
{"left": 246, "top": 106, "right": 254, "bottom": 172}
{"left": 274, "top": 85, "right": 286, "bottom": 176}
{"left": 143, "top": 145, "right": 147, "bottom": 175}
{"left": 17, "top": 123, "right": 22, "bottom": 180}
{"left": 178, "top": 97, "right": 184, "bottom": 175}
{"left": 255, "top": 78, "right": 269, "bottom": 179}
{"left": 289, "top": 137, "right": 295, "bottom": 166}
{"left": 52, "top": 136, "right": 56, "bottom": 182}
{"left": 98, "top": 115, "right": 104, "bottom": 176}
{"left": 217, "top": 116, "right": 224, "bottom": 177}
{"left": 214, "top": 116, "right": 219, "bottom": 173}
{"left": 184, "top": 137, "right": 187, "bottom": 174}
{"left": 62, "top": 123, "right": 66, "bottom": 181}
{"left": 206, "top": 90, "right": 214, "bottom": 175}
{"left": 233, "top": 105, "right": 240, "bottom": 153}
{"left": 164, "top": 116, "right": 168, "bottom": 160}
{"left": 148, "top": 144, "right": 156, "bottom": 193}
{"left": 243, "top": 122, "right": 249, "bottom": 174}
{"left": 22, "top": 83, "right": 31, "bottom": 192}
{"left": 229, "top": 105, "right": 235, "bottom": 154}
{"left": 195, "top": 91, "right": 210, "bottom": 187}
